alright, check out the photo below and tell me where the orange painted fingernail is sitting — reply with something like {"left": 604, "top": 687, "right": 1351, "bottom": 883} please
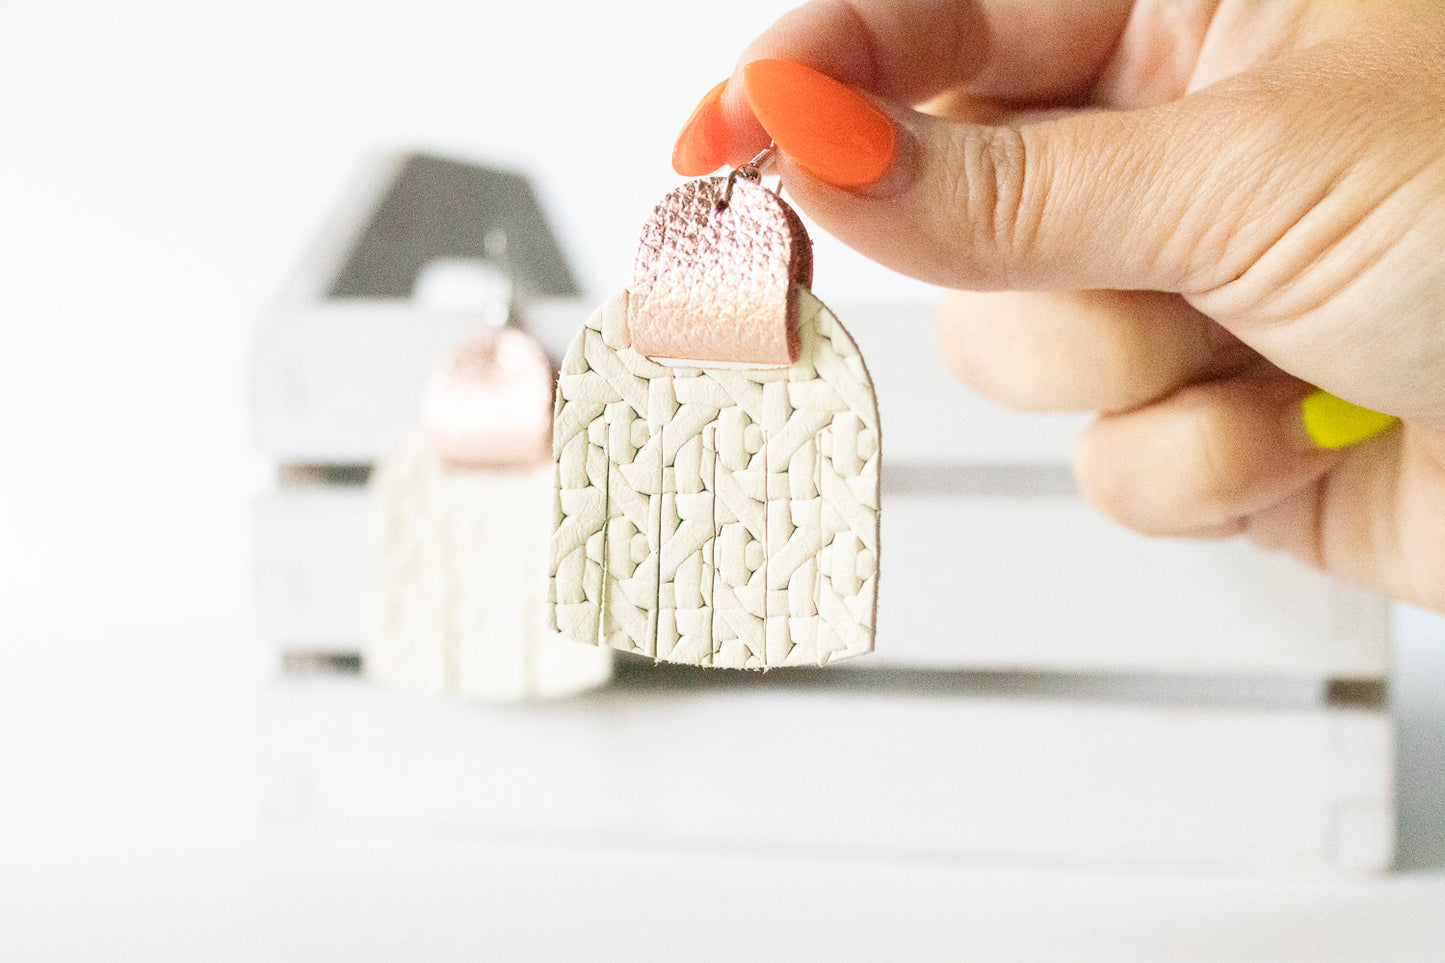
{"left": 742, "top": 59, "right": 896, "bottom": 188}
{"left": 672, "top": 79, "right": 730, "bottom": 176}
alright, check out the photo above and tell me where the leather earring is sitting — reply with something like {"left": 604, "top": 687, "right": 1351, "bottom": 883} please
{"left": 367, "top": 323, "right": 612, "bottom": 700}
{"left": 549, "top": 152, "right": 881, "bottom": 669}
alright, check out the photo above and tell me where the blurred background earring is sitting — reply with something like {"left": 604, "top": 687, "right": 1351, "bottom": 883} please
{"left": 367, "top": 300, "right": 612, "bottom": 702}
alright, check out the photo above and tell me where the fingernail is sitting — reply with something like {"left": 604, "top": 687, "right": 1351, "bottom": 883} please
{"left": 742, "top": 59, "right": 896, "bottom": 188}
{"left": 672, "top": 79, "right": 730, "bottom": 176}
{"left": 1300, "top": 389, "right": 1398, "bottom": 448}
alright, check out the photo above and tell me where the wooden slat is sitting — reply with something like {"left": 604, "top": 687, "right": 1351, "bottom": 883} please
{"left": 254, "top": 486, "right": 1390, "bottom": 678}
{"left": 259, "top": 669, "right": 1394, "bottom": 871}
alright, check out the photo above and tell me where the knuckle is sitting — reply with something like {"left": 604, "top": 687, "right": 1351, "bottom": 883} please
{"left": 982, "top": 125, "right": 1029, "bottom": 266}
{"left": 936, "top": 291, "right": 1109, "bottom": 413}
{"left": 947, "top": 124, "right": 1029, "bottom": 286}
{"left": 1072, "top": 422, "right": 1133, "bottom": 524}
{"left": 1073, "top": 399, "right": 1250, "bottom": 537}
{"left": 939, "top": 331, "right": 1071, "bottom": 413}
{"left": 938, "top": 331, "right": 990, "bottom": 393}
{"left": 1180, "top": 400, "right": 1250, "bottom": 512}
{"left": 935, "top": 302, "right": 1026, "bottom": 406}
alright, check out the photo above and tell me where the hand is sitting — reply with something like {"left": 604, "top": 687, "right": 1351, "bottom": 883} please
{"left": 671, "top": 0, "right": 1445, "bottom": 612}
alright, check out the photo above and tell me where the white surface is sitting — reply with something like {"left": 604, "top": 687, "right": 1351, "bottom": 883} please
{"left": 255, "top": 485, "right": 1390, "bottom": 677}
{"left": 2, "top": 599, "right": 1442, "bottom": 961}
{"left": 7, "top": 825, "right": 1445, "bottom": 963}
{"left": 2, "top": 0, "right": 1443, "bottom": 957}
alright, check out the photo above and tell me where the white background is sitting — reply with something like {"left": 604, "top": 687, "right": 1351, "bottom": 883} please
{"left": 1, "top": 1, "right": 1443, "bottom": 959}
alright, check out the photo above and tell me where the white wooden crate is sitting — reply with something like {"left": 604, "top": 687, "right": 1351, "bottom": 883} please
{"left": 251, "top": 152, "right": 1397, "bottom": 871}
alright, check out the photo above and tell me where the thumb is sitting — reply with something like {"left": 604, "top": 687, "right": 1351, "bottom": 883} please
{"left": 739, "top": 52, "right": 1416, "bottom": 300}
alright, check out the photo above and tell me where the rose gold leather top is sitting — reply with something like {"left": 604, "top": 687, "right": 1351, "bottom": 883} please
{"left": 420, "top": 328, "right": 554, "bottom": 468}
{"left": 628, "top": 176, "right": 812, "bottom": 367}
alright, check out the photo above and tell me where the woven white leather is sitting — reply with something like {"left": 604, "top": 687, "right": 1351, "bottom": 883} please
{"left": 367, "top": 437, "right": 613, "bottom": 700}
{"left": 550, "top": 287, "right": 880, "bottom": 669}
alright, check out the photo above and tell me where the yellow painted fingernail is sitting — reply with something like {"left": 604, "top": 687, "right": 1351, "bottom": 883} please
{"left": 1301, "top": 390, "right": 1398, "bottom": 448}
